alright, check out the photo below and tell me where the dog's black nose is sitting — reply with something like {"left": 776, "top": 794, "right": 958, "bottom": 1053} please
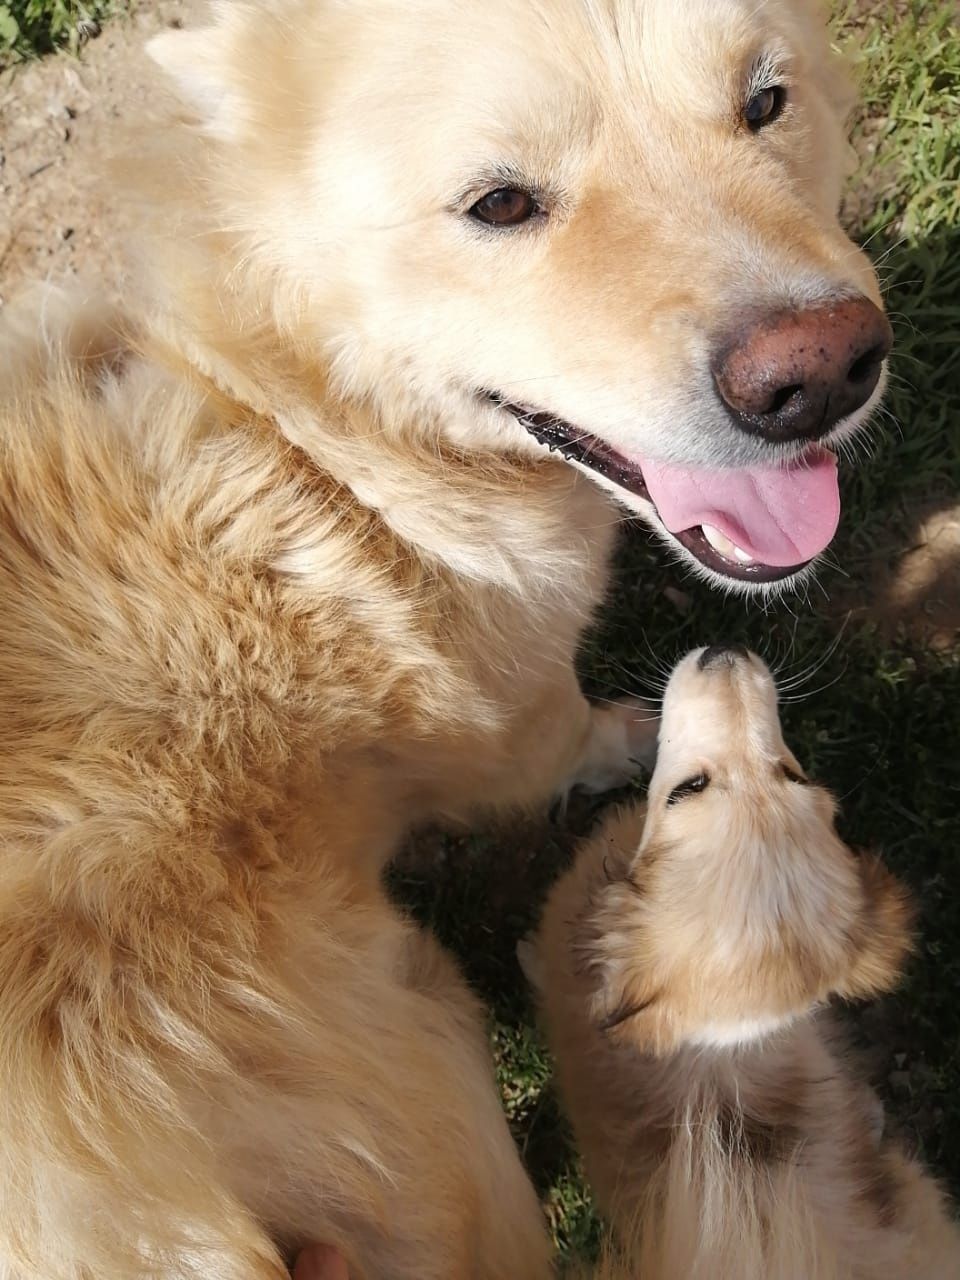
{"left": 698, "top": 644, "right": 750, "bottom": 670}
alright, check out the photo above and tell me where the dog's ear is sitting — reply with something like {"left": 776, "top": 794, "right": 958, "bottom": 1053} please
{"left": 146, "top": 1, "right": 267, "bottom": 141}
{"left": 835, "top": 854, "right": 914, "bottom": 1002}
{"left": 147, "top": 24, "right": 243, "bottom": 138}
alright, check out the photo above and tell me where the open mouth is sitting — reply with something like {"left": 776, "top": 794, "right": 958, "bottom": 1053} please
{"left": 487, "top": 395, "right": 841, "bottom": 585}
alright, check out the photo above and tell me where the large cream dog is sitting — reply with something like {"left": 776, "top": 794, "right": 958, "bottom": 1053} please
{"left": 532, "top": 647, "right": 960, "bottom": 1278}
{"left": 0, "top": 1, "right": 892, "bottom": 1277}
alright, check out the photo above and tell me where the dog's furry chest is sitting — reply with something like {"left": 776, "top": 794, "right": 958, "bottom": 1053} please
{"left": 0, "top": 339, "right": 617, "bottom": 884}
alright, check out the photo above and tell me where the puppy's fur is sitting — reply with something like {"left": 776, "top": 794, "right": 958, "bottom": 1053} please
{"left": 533, "top": 650, "right": 960, "bottom": 1279}
{"left": 0, "top": 1, "right": 888, "bottom": 1277}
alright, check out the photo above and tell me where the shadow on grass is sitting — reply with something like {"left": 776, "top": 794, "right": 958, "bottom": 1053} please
{"left": 831, "top": 496, "right": 959, "bottom": 651}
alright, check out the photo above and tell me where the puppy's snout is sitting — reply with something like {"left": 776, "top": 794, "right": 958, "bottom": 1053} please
{"left": 712, "top": 297, "right": 893, "bottom": 444}
{"left": 697, "top": 643, "right": 750, "bottom": 671}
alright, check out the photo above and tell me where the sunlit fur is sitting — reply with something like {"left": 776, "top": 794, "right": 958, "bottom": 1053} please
{"left": 0, "top": 1, "right": 890, "bottom": 1276}
{"left": 534, "top": 650, "right": 960, "bottom": 1279}
{"left": 139, "top": 0, "right": 886, "bottom": 588}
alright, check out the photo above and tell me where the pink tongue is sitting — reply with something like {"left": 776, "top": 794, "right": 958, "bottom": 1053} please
{"left": 640, "top": 447, "right": 840, "bottom": 567}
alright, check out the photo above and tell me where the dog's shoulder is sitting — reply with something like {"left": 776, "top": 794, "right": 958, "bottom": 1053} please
{"left": 0, "top": 293, "right": 491, "bottom": 734}
{"left": 0, "top": 291, "right": 419, "bottom": 853}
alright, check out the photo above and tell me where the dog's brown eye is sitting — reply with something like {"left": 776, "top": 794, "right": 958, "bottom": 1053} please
{"left": 745, "top": 85, "right": 786, "bottom": 131}
{"left": 667, "top": 773, "right": 710, "bottom": 805}
{"left": 470, "top": 188, "right": 539, "bottom": 227}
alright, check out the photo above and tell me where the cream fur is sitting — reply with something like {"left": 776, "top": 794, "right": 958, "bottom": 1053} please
{"left": 0, "top": 0, "right": 889, "bottom": 1276}
{"left": 534, "top": 650, "right": 960, "bottom": 1279}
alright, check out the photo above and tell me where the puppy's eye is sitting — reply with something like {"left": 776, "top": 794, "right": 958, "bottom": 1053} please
{"left": 782, "top": 764, "right": 810, "bottom": 785}
{"left": 744, "top": 85, "right": 786, "bottom": 131}
{"left": 470, "top": 188, "right": 539, "bottom": 227}
{"left": 667, "top": 774, "right": 710, "bottom": 805}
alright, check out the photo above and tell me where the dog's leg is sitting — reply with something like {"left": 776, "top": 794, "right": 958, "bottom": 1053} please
{"left": 425, "top": 675, "right": 658, "bottom": 817}
{"left": 0, "top": 906, "right": 308, "bottom": 1280}
{"left": 1, "top": 882, "right": 552, "bottom": 1280}
{"left": 221, "top": 906, "right": 554, "bottom": 1280}
{"left": 498, "top": 676, "right": 658, "bottom": 804}
{"left": 568, "top": 698, "right": 659, "bottom": 794}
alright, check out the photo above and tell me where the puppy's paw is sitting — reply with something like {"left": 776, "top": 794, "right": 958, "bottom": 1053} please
{"left": 571, "top": 697, "right": 659, "bottom": 795}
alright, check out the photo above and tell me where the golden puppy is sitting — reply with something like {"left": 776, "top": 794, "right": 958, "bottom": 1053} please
{"left": 0, "top": 0, "right": 892, "bottom": 1276}
{"left": 532, "top": 648, "right": 960, "bottom": 1279}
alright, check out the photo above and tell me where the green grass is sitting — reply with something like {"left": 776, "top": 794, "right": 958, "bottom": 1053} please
{"left": 393, "top": 0, "right": 960, "bottom": 1262}
{"left": 0, "top": 0, "right": 117, "bottom": 66}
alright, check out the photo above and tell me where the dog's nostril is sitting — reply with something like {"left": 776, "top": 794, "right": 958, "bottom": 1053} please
{"left": 847, "top": 345, "right": 884, "bottom": 384}
{"left": 766, "top": 383, "right": 803, "bottom": 415}
{"left": 712, "top": 297, "right": 892, "bottom": 444}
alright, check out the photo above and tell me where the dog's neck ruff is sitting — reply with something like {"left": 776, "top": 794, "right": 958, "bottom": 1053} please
{"left": 269, "top": 398, "right": 616, "bottom": 598}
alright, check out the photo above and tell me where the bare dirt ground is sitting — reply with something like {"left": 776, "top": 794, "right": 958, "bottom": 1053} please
{"left": 0, "top": 0, "right": 198, "bottom": 304}
{"left": 0, "top": 5, "right": 956, "bottom": 637}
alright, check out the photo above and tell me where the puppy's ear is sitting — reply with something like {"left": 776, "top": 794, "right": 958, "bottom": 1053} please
{"left": 574, "top": 880, "right": 664, "bottom": 1049}
{"left": 836, "top": 854, "right": 914, "bottom": 1001}
{"left": 594, "top": 978, "right": 660, "bottom": 1039}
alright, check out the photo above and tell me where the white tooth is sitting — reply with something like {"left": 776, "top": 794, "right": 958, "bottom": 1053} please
{"left": 702, "top": 523, "right": 755, "bottom": 565}
{"left": 702, "top": 523, "right": 735, "bottom": 559}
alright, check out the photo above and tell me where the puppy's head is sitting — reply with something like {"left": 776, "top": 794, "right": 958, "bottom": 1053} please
{"left": 148, "top": 0, "right": 890, "bottom": 593}
{"left": 573, "top": 648, "right": 911, "bottom": 1054}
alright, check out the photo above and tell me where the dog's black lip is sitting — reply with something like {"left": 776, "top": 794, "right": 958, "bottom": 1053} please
{"left": 487, "top": 392, "right": 653, "bottom": 497}
{"left": 673, "top": 526, "right": 808, "bottom": 584}
{"left": 486, "top": 392, "right": 811, "bottom": 585}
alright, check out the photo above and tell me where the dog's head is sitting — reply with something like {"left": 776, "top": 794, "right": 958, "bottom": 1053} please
{"left": 572, "top": 648, "right": 911, "bottom": 1054}
{"left": 149, "top": 0, "right": 890, "bottom": 591}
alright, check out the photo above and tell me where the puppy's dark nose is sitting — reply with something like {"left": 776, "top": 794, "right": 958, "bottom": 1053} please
{"left": 712, "top": 297, "right": 892, "bottom": 444}
{"left": 698, "top": 644, "right": 750, "bottom": 671}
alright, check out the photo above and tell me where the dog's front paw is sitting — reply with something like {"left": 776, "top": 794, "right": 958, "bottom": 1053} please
{"left": 571, "top": 697, "right": 659, "bottom": 795}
